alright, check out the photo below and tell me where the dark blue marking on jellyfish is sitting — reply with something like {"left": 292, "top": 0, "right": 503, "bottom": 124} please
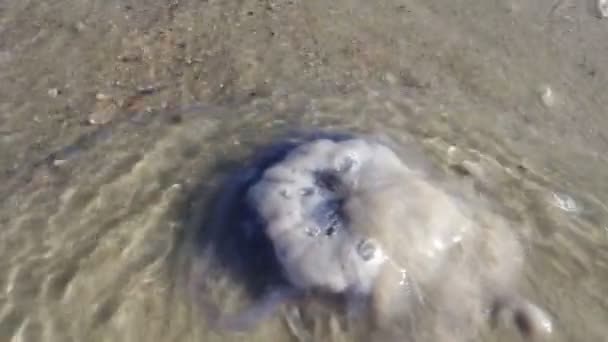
{"left": 191, "top": 131, "right": 369, "bottom": 331}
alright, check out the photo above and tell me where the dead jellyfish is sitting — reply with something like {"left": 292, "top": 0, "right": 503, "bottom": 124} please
{"left": 245, "top": 137, "right": 402, "bottom": 296}
{"left": 196, "top": 133, "right": 553, "bottom": 341}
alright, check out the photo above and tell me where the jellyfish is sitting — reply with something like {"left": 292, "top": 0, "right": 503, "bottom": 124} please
{"left": 195, "top": 133, "right": 553, "bottom": 341}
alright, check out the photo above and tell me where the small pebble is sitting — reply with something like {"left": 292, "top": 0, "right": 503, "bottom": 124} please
{"left": 88, "top": 103, "right": 117, "bottom": 125}
{"left": 551, "top": 192, "right": 580, "bottom": 213}
{"left": 447, "top": 145, "right": 462, "bottom": 164}
{"left": 74, "top": 21, "right": 87, "bottom": 32}
{"left": 47, "top": 88, "right": 59, "bottom": 98}
{"left": 384, "top": 72, "right": 398, "bottom": 85}
{"left": 52, "top": 159, "right": 68, "bottom": 167}
{"left": 598, "top": 0, "right": 608, "bottom": 18}
{"left": 540, "top": 86, "right": 556, "bottom": 107}
{"left": 88, "top": 113, "right": 113, "bottom": 125}
{"left": 96, "top": 93, "right": 111, "bottom": 101}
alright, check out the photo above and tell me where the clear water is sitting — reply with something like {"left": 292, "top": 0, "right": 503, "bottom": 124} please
{"left": 1, "top": 0, "right": 607, "bottom": 341}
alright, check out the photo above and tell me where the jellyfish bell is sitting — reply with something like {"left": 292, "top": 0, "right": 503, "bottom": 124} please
{"left": 246, "top": 137, "right": 397, "bottom": 296}
{"left": 198, "top": 132, "right": 553, "bottom": 340}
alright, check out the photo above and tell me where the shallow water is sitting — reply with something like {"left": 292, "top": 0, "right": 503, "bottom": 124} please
{"left": 1, "top": 0, "right": 608, "bottom": 341}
